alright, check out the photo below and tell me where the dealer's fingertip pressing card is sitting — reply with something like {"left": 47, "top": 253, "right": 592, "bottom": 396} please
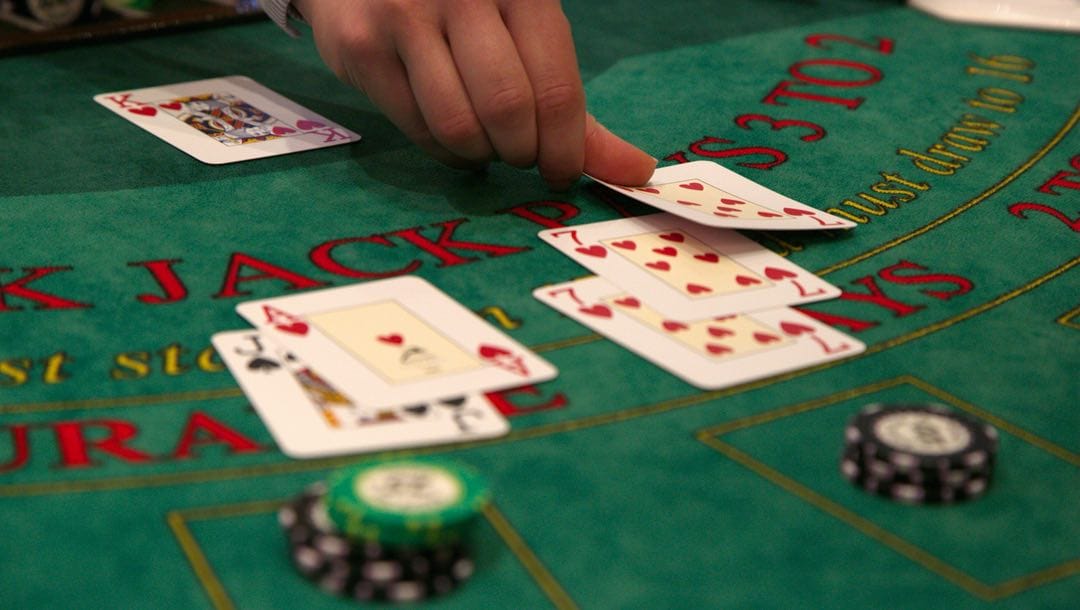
{"left": 539, "top": 213, "right": 840, "bottom": 319}
{"left": 212, "top": 330, "right": 509, "bottom": 458}
{"left": 591, "top": 160, "right": 855, "bottom": 230}
{"left": 533, "top": 276, "right": 864, "bottom": 389}
{"left": 235, "top": 276, "right": 557, "bottom": 409}
{"left": 94, "top": 75, "right": 360, "bottom": 164}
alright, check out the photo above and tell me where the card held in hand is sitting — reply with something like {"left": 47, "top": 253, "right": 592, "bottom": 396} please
{"left": 591, "top": 161, "right": 856, "bottom": 231}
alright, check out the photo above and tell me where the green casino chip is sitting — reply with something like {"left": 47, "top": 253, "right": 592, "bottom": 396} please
{"left": 326, "top": 459, "right": 491, "bottom": 547}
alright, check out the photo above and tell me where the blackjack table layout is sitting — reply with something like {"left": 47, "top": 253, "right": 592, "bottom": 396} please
{"left": 2, "top": 1, "right": 1078, "bottom": 608}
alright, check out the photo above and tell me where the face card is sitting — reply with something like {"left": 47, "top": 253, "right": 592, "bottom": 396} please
{"left": 539, "top": 213, "right": 840, "bottom": 319}
{"left": 591, "top": 161, "right": 855, "bottom": 230}
{"left": 93, "top": 75, "right": 360, "bottom": 164}
{"left": 212, "top": 330, "right": 510, "bottom": 458}
{"left": 235, "top": 276, "right": 557, "bottom": 408}
{"left": 533, "top": 276, "right": 865, "bottom": 389}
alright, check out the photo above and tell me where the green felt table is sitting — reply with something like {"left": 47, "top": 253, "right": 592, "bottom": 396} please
{"left": 1, "top": 1, "right": 1078, "bottom": 608}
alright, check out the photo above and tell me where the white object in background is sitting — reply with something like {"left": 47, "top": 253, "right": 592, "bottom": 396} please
{"left": 909, "top": 0, "right": 1080, "bottom": 32}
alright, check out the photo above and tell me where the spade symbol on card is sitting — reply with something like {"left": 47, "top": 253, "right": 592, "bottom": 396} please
{"left": 439, "top": 396, "right": 468, "bottom": 409}
{"left": 403, "top": 404, "right": 430, "bottom": 417}
{"left": 246, "top": 356, "right": 281, "bottom": 372}
{"left": 478, "top": 344, "right": 528, "bottom": 376}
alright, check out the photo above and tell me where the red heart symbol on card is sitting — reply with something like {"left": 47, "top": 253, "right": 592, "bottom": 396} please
{"left": 706, "top": 343, "right": 732, "bottom": 355}
{"left": 707, "top": 326, "right": 734, "bottom": 338}
{"left": 378, "top": 333, "right": 404, "bottom": 345}
{"left": 276, "top": 322, "right": 308, "bottom": 336}
{"left": 735, "top": 275, "right": 761, "bottom": 286}
{"left": 636, "top": 187, "right": 661, "bottom": 194}
{"left": 675, "top": 200, "right": 702, "bottom": 206}
{"left": 272, "top": 126, "right": 296, "bottom": 135}
{"left": 782, "top": 207, "right": 815, "bottom": 216}
{"left": 296, "top": 119, "right": 326, "bottom": 130}
{"left": 720, "top": 198, "right": 746, "bottom": 206}
{"left": 714, "top": 314, "right": 737, "bottom": 321}
{"left": 780, "top": 321, "right": 814, "bottom": 335}
{"left": 580, "top": 304, "right": 612, "bottom": 318}
{"left": 611, "top": 240, "right": 636, "bottom": 250}
{"left": 753, "top": 332, "right": 781, "bottom": 344}
{"left": 763, "top": 266, "right": 796, "bottom": 280}
{"left": 159, "top": 102, "right": 181, "bottom": 111}
{"left": 714, "top": 206, "right": 741, "bottom": 213}
{"left": 694, "top": 253, "right": 719, "bottom": 263}
{"left": 679, "top": 182, "right": 705, "bottom": 191}
{"left": 614, "top": 297, "right": 640, "bottom": 308}
{"left": 659, "top": 232, "right": 685, "bottom": 242}
{"left": 652, "top": 246, "right": 677, "bottom": 257}
{"left": 757, "top": 211, "right": 783, "bottom": 218}
{"left": 128, "top": 106, "right": 157, "bottom": 117}
{"left": 576, "top": 245, "right": 607, "bottom": 258}
{"left": 686, "top": 283, "right": 712, "bottom": 294}
{"left": 662, "top": 320, "right": 688, "bottom": 332}
{"left": 713, "top": 212, "right": 737, "bottom": 218}
{"left": 646, "top": 261, "right": 670, "bottom": 271}
{"left": 479, "top": 344, "right": 511, "bottom": 359}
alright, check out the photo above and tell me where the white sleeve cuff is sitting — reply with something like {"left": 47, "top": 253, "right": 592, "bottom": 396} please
{"left": 259, "top": 0, "right": 303, "bottom": 37}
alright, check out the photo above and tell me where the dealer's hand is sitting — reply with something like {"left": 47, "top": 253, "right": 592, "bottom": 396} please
{"left": 294, "top": 0, "right": 656, "bottom": 190}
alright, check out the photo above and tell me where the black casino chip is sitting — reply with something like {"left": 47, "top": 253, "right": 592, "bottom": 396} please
{"left": 278, "top": 483, "right": 476, "bottom": 601}
{"left": 840, "top": 449, "right": 990, "bottom": 504}
{"left": 840, "top": 403, "right": 998, "bottom": 504}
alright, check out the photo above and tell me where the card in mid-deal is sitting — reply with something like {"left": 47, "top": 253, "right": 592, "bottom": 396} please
{"left": 591, "top": 161, "right": 856, "bottom": 231}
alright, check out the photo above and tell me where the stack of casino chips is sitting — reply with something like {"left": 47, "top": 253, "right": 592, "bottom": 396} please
{"left": 278, "top": 458, "right": 490, "bottom": 602}
{"left": 840, "top": 403, "right": 998, "bottom": 504}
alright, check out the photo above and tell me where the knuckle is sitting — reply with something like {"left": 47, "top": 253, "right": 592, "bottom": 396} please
{"left": 477, "top": 84, "right": 533, "bottom": 126}
{"left": 430, "top": 108, "right": 486, "bottom": 152}
{"left": 335, "top": 25, "right": 381, "bottom": 63}
{"left": 533, "top": 80, "right": 583, "bottom": 120}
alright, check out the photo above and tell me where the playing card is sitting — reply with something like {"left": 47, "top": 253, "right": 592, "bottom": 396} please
{"left": 93, "top": 75, "right": 360, "bottom": 164}
{"left": 539, "top": 213, "right": 840, "bottom": 319}
{"left": 212, "top": 330, "right": 510, "bottom": 458}
{"left": 533, "top": 276, "right": 864, "bottom": 389}
{"left": 591, "top": 161, "right": 855, "bottom": 230}
{"left": 235, "top": 276, "right": 557, "bottom": 408}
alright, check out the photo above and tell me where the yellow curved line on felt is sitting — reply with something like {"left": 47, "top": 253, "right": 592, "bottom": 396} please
{"left": 816, "top": 103, "right": 1080, "bottom": 277}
